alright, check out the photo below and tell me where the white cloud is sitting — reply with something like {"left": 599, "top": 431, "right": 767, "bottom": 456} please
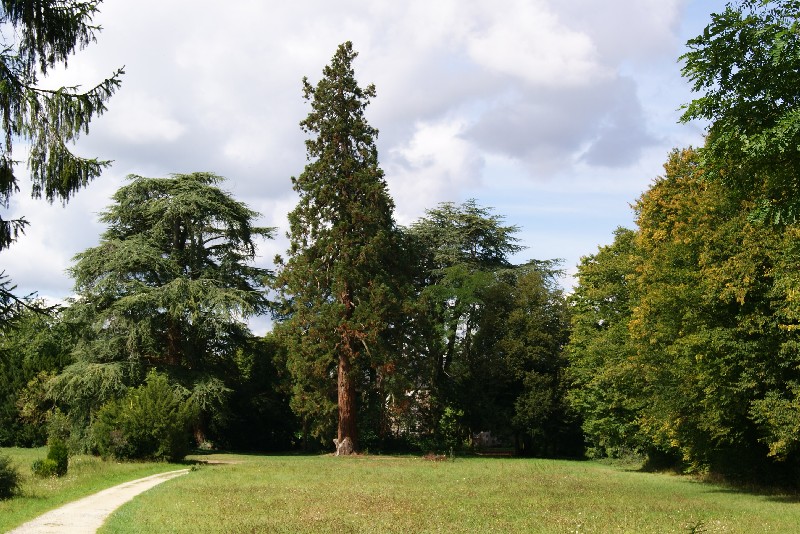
{"left": 385, "top": 119, "right": 483, "bottom": 225}
{"left": 1, "top": 171, "right": 121, "bottom": 298}
{"left": 552, "top": 0, "right": 685, "bottom": 64}
{"left": 465, "top": 0, "right": 610, "bottom": 87}
{"left": 104, "top": 92, "right": 186, "bottom": 143}
{"left": 3, "top": 0, "right": 728, "bottom": 302}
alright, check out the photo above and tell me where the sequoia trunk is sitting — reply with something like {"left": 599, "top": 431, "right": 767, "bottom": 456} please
{"left": 337, "top": 347, "right": 358, "bottom": 452}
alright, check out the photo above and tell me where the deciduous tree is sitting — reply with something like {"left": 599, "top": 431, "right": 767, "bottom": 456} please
{"left": 0, "top": 305, "right": 72, "bottom": 446}
{"left": 405, "top": 200, "right": 526, "bottom": 448}
{"left": 681, "top": 0, "right": 800, "bottom": 222}
{"left": 567, "top": 228, "right": 646, "bottom": 458}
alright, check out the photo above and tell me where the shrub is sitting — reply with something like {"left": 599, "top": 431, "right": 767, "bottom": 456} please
{"left": 31, "top": 458, "right": 60, "bottom": 478}
{"left": 439, "top": 406, "right": 467, "bottom": 451}
{"left": 0, "top": 454, "right": 21, "bottom": 499}
{"left": 31, "top": 438, "right": 70, "bottom": 478}
{"left": 47, "top": 438, "right": 69, "bottom": 476}
{"left": 92, "top": 371, "right": 194, "bottom": 461}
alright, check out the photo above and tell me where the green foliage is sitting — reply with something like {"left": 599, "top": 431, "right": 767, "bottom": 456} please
{"left": 569, "top": 144, "right": 800, "bottom": 482}
{"left": 49, "top": 362, "right": 128, "bottom": 450}
{"left": 92, "top": 371, "right": 194, "bottom": 461}
{"left": 31, "top": 437, "right": 69, "bottom": 478}
{"left": 404, "top": 201, "right": 524, "bottom": 444}
{"left": 218, "top": 335, "right": 295, "bottom": 451}
{"left": 750, "top": 387, "right": 800, "bottom": 459}
{"left": 567, "top": 227, "right": 645, "bottom": 458}
{"left": 501, "top": 264, "right": 578, "bottom": 456}
{"left": 276, "top": 42, "right": 405, "bottom": 451}
{"left": 53, "top": 172, "right": 272, "bottom": 447}
{"left": 0, "top": 0, "right": 123, "bottom": 253}
{"left": 0, "top": 0, "right": 123, "bottom": 331}
{"left": 45, "top": 409, "right": 75, "bottom": 449}
{"left": 0, "top": 307, "right": 73, "bottom": 447}
{"left": 680, "top": 0, "right": 800, "bottom": 222}
{"left": 0, "top": 454, "right": 20, "bottom": 500}
{"left": 31, "top": 458, "right": 60, "bottom": 478}
{"left": 46, "top": 438, "right": 69, "bottom": 476}
{"left": 399, "top": 201, "right": 578, "bottom": 456}
{"left": 628, "top": 147, "right": 785, "bottom": 474}
{"left": 438, "top": 406, "right": 467, "bottom": 451}
{"left": 0, "top": 273, "right": 45, "bottom": 327}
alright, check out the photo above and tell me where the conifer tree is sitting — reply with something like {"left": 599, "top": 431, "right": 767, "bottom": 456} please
{"left": 55, "top": 172, "right": 272, "bottom": 446}
{"left": 0, "top": 0, "right": 123, "bottom": 318}
{"left": 275, "top": 42, "right": 402, "bottom": 454}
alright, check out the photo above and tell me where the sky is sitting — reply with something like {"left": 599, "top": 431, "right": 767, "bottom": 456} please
{"left": 2, "top": 0, "right": 729, "bottom": 333}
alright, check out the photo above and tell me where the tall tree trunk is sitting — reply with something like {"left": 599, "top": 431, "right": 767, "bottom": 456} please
{"left": 337, "top": 347, "right": 357, "bottom": 452}
{"left": 337, "top": 286, "right": 358, "bottom": 454}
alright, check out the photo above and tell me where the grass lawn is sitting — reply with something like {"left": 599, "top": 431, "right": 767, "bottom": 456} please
{"left": 0, "top": 447, "right": 185, "bottom": 532}
{"left": 98, "top": 454, "right": 800, "bottom": 533}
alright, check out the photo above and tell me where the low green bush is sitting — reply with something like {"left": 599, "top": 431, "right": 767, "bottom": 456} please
{"left": 46, "top": 438, "right": 69, "bottom": 476}
{"left": 31, "top": 438, "right": 70, "bottom": 478}
{"left": 0, "top": 454, "right": 21, "bottom": 499}
{"left": 92, "top": 371, "right": 194, "bottom": 462}
{"left": 31, "top": 458, "right": 60, "bottom": 478}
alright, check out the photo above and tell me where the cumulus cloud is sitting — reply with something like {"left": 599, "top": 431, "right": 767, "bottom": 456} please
{"left": 465, "top": 0, "right": 610, "bottom": 87}
{"left": 3, "top": 0, "right": 724, "bottom": 300}
{"left": 385, "top": 119, "right": 484, "bottom": 225}
{"left": 552, "top": 0, "right": 685, "bottom": 63}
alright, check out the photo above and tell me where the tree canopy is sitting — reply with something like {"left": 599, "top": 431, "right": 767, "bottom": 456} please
{"left": 7, "top": 2, "right": 800, "bottom": 483}
{"left": 681, "top": 0, "right": 800, "bottom": 223}
{"left": 53, "top": 172, "right": 273, "bottom": 447}
{"left": 567, "top": 145, "right": 800, "bottom": 482}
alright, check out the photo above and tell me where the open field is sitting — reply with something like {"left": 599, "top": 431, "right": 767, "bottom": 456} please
{"left": 0, "top": 447, "right": 184, "bottom": 532}
{"left": 95, "top": 454, "right": 800, "bottom": 533}
{"left": 3, "top": 448, "right": 799, "bottom": 533}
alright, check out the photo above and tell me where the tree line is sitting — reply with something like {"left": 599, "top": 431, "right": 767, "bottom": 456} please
{"left": 570, "top": 0, "right": 800, "bottom": 483}
{"left": 3, "top": 0, "right": 800, "bottom": 485}
{"left": 0, "top": 32, "right": 578, "bottom": 458}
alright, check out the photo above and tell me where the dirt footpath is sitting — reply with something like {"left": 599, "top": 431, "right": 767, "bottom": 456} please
{"left": 7, "top": 469, "right": 190, "bottom": 534}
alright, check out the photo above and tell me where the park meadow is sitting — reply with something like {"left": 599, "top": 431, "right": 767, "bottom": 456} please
{"left": 5, "top": 4, "right": 800, "bottom": 533}
{"left": 3, "top": 447, "right": 800, "bottom": 533}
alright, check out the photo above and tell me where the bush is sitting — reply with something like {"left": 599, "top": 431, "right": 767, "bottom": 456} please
{"left": 92, "top": 371, "right": 194, "bottom": 461}
{"left": 31, "top": 458, "right": 60, "bottom": 478}
{"left": 0, "top": 454, "right": 21, "bottom": 500}
{"left": 439, "top": 407, "right": 467, "bottom": 451}
{"left": 47, "top": 438, "right": 69, "bottom": 476}
{"left": 31, "top": 438, "right": 70, "bottom": 478}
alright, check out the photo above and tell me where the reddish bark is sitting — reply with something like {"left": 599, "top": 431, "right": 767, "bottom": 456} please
{"left": 337, "top": 286, "right": 358, "bottom": 453}
{"left": 337, "top": 349, "right": 357, "bottom": 451}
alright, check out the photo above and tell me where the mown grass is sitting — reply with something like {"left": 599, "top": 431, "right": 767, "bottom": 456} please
{"left": 0, "top": 447, "right": 184, "bottom": 532}
{"left": 100, "top": 453, "right": 800, "bottom": 533}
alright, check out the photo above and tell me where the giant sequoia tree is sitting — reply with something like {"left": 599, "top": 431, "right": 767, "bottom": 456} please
{"left": 54, "top": 172, "right": 272, "bottom": 445}
{"left": 0, "top": 0, "right": 122, "bottom": 317}
{"left": 275, "top": 42, "right": 403, "bottom": 453}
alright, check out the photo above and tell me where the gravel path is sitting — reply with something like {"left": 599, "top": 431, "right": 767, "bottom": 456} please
{"left": 7, "top": 469, "right": 190, "bottom": 534}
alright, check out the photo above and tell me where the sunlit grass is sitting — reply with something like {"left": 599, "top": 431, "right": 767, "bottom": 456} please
{"left": 0, "top": 447, "right": 184, "bottom": 532}
{"left": 101, "top": 454, "right": 800, "bottom": 533}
